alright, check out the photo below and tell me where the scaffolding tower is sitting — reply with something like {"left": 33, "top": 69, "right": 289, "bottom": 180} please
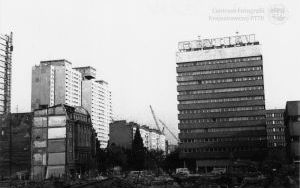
{"left": 0, "top": 32, "right": 13, "bottom": 115}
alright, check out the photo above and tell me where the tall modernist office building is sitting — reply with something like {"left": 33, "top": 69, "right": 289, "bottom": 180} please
{"left": 176, "top": 34, "right": 267, "bottom": 171}
{"left": 31, "top": 59, "right": 82, "bottom": 111}
{"left": 74, "top": 66, "right": 113, "bottom": 148}
{"left": 0, "top": 33, "right": 13, "bottom": 115}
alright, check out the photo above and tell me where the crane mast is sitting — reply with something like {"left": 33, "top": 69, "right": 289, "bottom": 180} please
{"left": 158, "top": 119, "right": 179, "bottom": 143}
{"left": 149, "top": 105, "right": 179, "bottom": 143}
{"left": 149, "top": 105, "right": 162, "bottom": 132}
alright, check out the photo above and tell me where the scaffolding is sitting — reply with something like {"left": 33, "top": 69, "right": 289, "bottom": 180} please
{"left": 0, "top": 32, "right": 13, "bottom": 114}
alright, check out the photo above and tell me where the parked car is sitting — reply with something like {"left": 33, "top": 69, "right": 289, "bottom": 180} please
{"left": 175, "top": 168, "right": 190, "bottom": 176}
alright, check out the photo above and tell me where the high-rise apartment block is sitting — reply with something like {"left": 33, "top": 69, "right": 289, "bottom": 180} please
{"left": 0, "top": 33, "right": 13, "bottom": 115}
{"left": 74, "top": 66, "right": 113, "bottom": 148}
{"left": 176, "top": 34, "right": 267, "bottom": 171}
{"left": 31, "top": 59, "right": 82, "bottom": 110}
{"left": 32, "top": 61, "right": 113, "bottom": 148}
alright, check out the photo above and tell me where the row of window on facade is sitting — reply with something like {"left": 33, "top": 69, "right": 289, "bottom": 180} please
{"left": 288, "top": 116, "right": 300, "bottom": 122}
{"left": 91, "top": 88, "right": 105, "bottom": 95}
{"left": 266, "top": 120, "right": 284, "bottom": 125}
{"left": 33, "top": 115, "right": 88, "bottom": 126}
{"left": 181, "top": 136, "right": 266, "bottom": 143}
{"left": 290, "top": 136, "right": 300, "bottom": 142}
{"left": 177, "top": 66, "right": 262, "bottom": 77}
{"left": 72, "top": 114, "right": 88, "bottom": 122}
{"left": 65, "top": 92, "right": 81, "bottom": 99}
{"left": 180, "top": 105, "right": 265, "bottom": 114}
{"left": 267, "top": 127, "right": 285, "bottom": 132}
{"left": 65, "top": 79, "right": 80, "bottom": 86}
{"left": 178, "top": 86, "right": 264, "bottom": 96}
{"left": 180, "top": 115, "right": 265, "bottom": 124}
{"left": 268, "top": 142, "right": 285, "bottom": 147}
{"left": 267, "top": 135, "right": 285, "bottom": 140}
{"left": 32, "top": 127, "right": 66, "bottom": 140}
{"left": 266, "top": 113, "right": 283, "bottom": 118}
{"left": 65, "top": 98, "right": 81, "bottom": 105}
{"left": 177, "top": 56, "right": 262, "bottom": 68}
{"left": 182, "top": 146, "right": 259, "bottom": 153}
{"left": 178, "top": 76, "right": 263, "bottom": 86}
{"left": 179, "top": 95, "right": 264, "bottom": 105}
{"left": 181, "top": 126, "right": 265, "bottom": 133}
{"left": 65, "top": 72, "right": 81, "bottom": 81}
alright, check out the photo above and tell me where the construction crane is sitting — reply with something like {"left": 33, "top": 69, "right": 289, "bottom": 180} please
{"left": 158, "top": 119, "right": 179, "bottom": 143}
{"left": 149, "top": 105, "right": 179, "bottom": 142}
{"left": 149, "top": 105, "right": 162, "bottom": 132}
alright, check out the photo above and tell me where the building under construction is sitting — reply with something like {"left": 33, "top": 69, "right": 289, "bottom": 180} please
{"left": 0, "top": 32, "right": 13, "bottom": 115}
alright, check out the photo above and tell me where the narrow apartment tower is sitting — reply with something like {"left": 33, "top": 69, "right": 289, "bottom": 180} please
{"left": 176, "top": 34, "right": 267, "bottom": 172}
{"left": 74, "top": 66, "right": 113, "bottom": 148}
{"left": 31, "top": 59, "right": 82, "bottom": 110}
{"left": 0, "top": 33, "right": 13, "bottom": 114}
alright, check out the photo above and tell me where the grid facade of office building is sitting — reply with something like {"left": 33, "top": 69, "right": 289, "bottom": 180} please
{"left": 176, "top": 35, "right": 267, "bottom": 170}
{"left": 0, "top": 33, "right": 13, "bottom": 115}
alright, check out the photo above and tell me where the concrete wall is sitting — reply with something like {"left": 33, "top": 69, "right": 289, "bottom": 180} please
{"left": 31, "top": 66, "right": 51, "bottom": 110}
{"left": 81, "top": 80, "right": 92, "bottom": 112}
{"left": 54, "top": 67, "right": 66, "bottom": 105}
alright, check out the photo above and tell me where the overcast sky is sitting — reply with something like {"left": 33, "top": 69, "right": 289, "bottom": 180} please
{"left": 0, "top": 0, "right": 299, "bottom": 143}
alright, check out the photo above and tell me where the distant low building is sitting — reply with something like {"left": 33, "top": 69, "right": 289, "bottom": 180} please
{"left": 31, "top": 104, "right": 97, "bottom": 180}
{"left": 148, "top": 128, "right": 165, "bottom": 151}
{"left": 266, "top": 109, "right": 286, "bottom": 148}
{"left": 109, "top": 120, "right": 165, "bottom": 151}
{"left": 0, "top": 113, "right": 32, "bottom": 179}
{"left": 265, "top": 109, "right": 287, "bottom": 160}
{"left": 285, "top": 101, "right": 300, "bottom": 163}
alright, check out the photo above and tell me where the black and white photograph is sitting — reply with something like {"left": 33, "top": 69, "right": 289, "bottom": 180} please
{"left": 0, "top": 0, "right": 299, "bottom": 187}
